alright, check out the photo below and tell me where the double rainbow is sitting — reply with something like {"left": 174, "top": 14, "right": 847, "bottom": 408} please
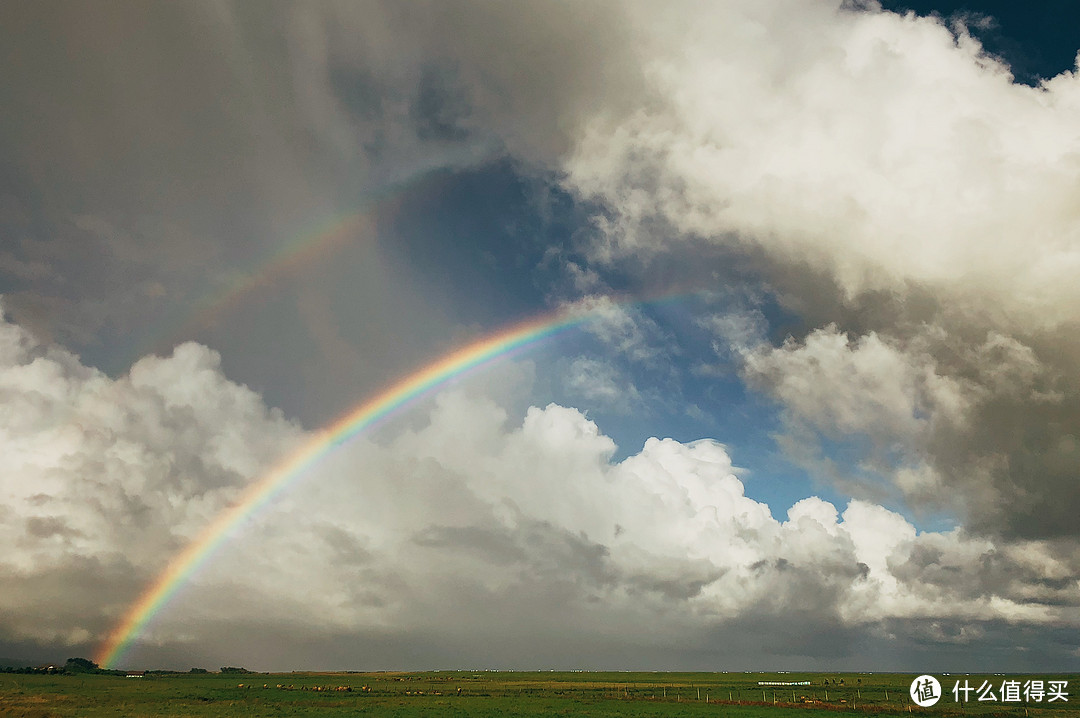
{"left": 95, "top": 306, "right": 593, "bottom": 668}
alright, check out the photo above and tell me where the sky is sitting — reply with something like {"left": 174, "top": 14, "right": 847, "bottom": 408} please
{"left": 1, "top": 0, "right": 1080, "bottom": 672}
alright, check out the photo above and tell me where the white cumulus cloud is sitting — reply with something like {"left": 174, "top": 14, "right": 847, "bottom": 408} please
{"left": 1, "top": 306, "right": 1075, "bottom": 669}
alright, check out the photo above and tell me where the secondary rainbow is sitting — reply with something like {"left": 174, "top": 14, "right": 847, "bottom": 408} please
{"left": 134, "top": 144, "right": 496, "bottom": 362}
{"left": 134, "top": 205, "right": 382, "bottom": 362}
{"left": 95, "top": 306, "right": 591, "bottom": 669}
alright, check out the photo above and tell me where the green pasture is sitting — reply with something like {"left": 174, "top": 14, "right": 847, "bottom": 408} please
{"left": 1, "top": 671, "right": 1076, "bottom": 717}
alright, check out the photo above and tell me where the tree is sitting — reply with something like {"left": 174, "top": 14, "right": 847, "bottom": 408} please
{"left": 64, "top": 657, "right": 99, "bottom": 674}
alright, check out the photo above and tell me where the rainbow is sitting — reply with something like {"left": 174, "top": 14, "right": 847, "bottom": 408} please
{"left": 95, "top": 304, "right": 596, "bottom": 669}
{"left": 135, "top": 145, "right": 495, "bottom": 361}
{"left": 171, "top": 211, "right": 374, "bottom": 338}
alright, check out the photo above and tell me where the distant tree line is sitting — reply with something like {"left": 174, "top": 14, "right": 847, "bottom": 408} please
{"left": 0, "top": 657, "right": 123, "bottom": 676}
{"left": 0, "top": 658, "right": 249, "bottom": 676}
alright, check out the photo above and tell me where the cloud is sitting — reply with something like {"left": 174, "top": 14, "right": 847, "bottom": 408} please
{"left": 0, "top": 1, "right": 502, "bottom": 423}
{"left": 738, "top": 321, "right": 1080, "bottom": 540}
{"left": 0, "top": 306, "right": 1075, "bottom": 669}
{"left": 0, "top": 304, "right": 304, "bottom": 648}
{"left": 562, "top": 356, "right": 643, "bottom": 414}
{"left": 2, "top": 0, "right": 1079, "bottom": 670}
{"left": 124, "top": 389, "right": 1080, "bottom": 668}
{"left": 530, "top": 1, "right": 1080, "bottom": 544}
{"left": 744, "top": 327, "right": 968, "bottom": 441}
{"left": 564, "top": 295, "right": 672, "bottom": 365}
{"left": 564, "top": 3, "right": 1080, "bottom": 326}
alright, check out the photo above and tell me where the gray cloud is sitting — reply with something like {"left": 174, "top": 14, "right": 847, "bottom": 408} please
{"left": 739, "top": 322, "right": 1080, "bottom": 541}
{"left": 0, "top": 0, "right": 503, "bottom": 423}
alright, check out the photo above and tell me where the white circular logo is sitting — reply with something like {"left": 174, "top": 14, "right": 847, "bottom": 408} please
{"left": 910, "top": 675, "right": 941, "bottom": 707}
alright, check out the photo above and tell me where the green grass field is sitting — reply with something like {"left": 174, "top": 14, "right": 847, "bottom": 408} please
{"left": 2, "top": 671, "right": 1076, "bottom": 717}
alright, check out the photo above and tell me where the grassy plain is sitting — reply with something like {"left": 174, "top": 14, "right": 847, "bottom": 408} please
{"left": 1, "top": 671, "right": 1077, "bottom": 718}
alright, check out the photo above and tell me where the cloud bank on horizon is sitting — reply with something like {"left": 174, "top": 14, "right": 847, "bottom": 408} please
{"left": 1, "top": 0, "right": 1079, "bottom": 670}
{"left": 2, "top": 309, "right": 1074, "bottom": 669}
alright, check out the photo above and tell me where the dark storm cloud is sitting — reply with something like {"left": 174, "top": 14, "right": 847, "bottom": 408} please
{"left": 0, "top": 0, "right": 650, "bottom": 431}
{"left": 0, "top": 1, "right": 306, "bottom": 346}
{"left": 0, "top": 554, "right": 140, "bottom": 651}
{"left": 889, "top": 533, "right": 1080, "bottom": 610}
{"left": 738, "top": 316, "right": 1080, "bottom": 542}
{"left": 0, "top": 0, "right": 502, "bottom": 422}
